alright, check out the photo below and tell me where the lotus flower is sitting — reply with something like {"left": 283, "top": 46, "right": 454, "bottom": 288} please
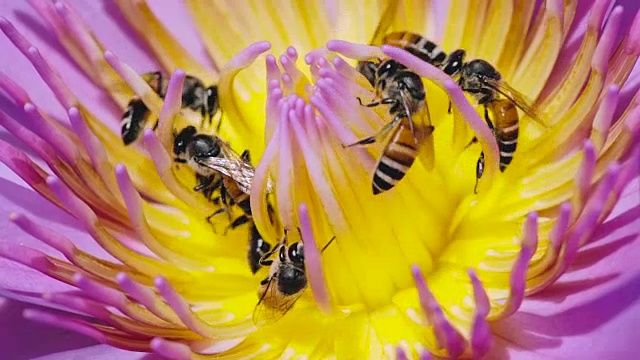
{"left": 1, "top": 0, "right": 639, "bottom": 359}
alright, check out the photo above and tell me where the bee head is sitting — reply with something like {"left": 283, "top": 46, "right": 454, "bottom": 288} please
{"left": 460, "top": 59, "right": 501, "bottom": 91}
{"left": 442, "top": 49, "right": 466, "bottom": 77}
{"left": 189, "top": 134, "right": 221, "bottom": 159}
{"left": 376, "top": 59, "right": 406, "bottom": 81}
{"left": 356, "top": 61, "right": 378, "bottom": 87}
{"left": 397, "top": 71, "right": 426, "bottom": 101}
{"left": 173, "top": 126, "right": 198, "bottom": 156}
{"left": 287, "top": 242, "right": 304, "bottom": 264}
{"left": 206, "top": 86, "right": 219, "bottom": 117}
{"left": 277, "top": 265, "right": 307, "bottom": 295}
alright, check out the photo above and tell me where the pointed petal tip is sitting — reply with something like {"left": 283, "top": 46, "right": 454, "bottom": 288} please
{"left": 0, "top": 17, "right": 13, "bottom": 32}
{"left": 8, "top": 212, "right": 20, "bottom": 222}
{"left": 171, "top": 69, "right": 186, "bottom": 80}
{"left": 143, "top": 128, "right": 156, "bottom": 141}
{"left": 627, "top": 10, "right": 640, "bottom": 52}
{"left": 45, "top": 175, "right": 58, "bottom": 187}
{"left": 396, "top": 346, "right": 408, "bottom": 360}
{"left": 115, "top": 272, "right": 129, "bottom": 283}
{"left": 114, "top": 163, "right": 126, "bottom": 175}
{"left": 325, "top": 40, "right": 341, "bottom": 52}
{"left": 26, "top": 46, "right": 39, "bottom": 57}
{"left": 23, "top": 102, "right": 36, "bottom": 113}
{"left": 154, "top": 276, "right": 168, "bottom": 289}
{"left": 72, "top": 272, "right": 84, "bottom": 284}
{"left": 67, "top": 106, "right": 79, "bottom": 117}
{"left": 584, "top": 138, "right": 594, "bottom": 152}
{"left": 255, "top": 41, "right": 272, "bottom": 51}
{"left": 103, "top": 50, "right": 117, "bottom": 65}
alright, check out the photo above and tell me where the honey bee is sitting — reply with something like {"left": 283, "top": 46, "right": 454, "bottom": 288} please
{"left": 175, "top": 127, "right": 278, "bottom": 273}
{"left": 382, "top": 32, "right": 448, "bottom": 67}
{"left": 173, "top": 125, "right": 224, "bottom": 202}
{"left": 349, "top": 52, "right": 434, "bottom": 195}
{"left": 253, "top": 229, "right": 335, "bottom": 325}
{"left": 193, "top": 139, "right": 275, "bottom": 229}
{"left": 121, "top": 71, "right": 219, "bottom": 145}
{"left": 440, "top": 50, "right": 542, "bottom": 192}
{"left": 172, "top": 126, "right": 267, "bottom": 273}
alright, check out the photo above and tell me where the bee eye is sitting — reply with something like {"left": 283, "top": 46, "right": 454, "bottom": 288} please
{"left": 287, "top": 242, "right": 303, "bottom": 261}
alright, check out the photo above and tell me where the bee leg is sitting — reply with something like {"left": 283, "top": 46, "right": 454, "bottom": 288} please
{"left": 206, "top": 208, "right": 227, "bottom": 222}
{"left": 321, "top": 236, "right": 337, "bottom": 252}
{"left": 260, "top": 277, "right": 270, "bottom": 285}
{"left": 259, "top": 244, "right": 280, "bottom": 266}
{"left": 357, "top": 97, "right": 395, "bottom": 108}
{"left": 215, "top": 112, "right": 224, "bottom": 133}
{"left": 483, "top": 107, "right": 495, "bottom": 130}
{"left": 194, "top": 177, "right": 212, "bottom": 192}
{"left": 240, "top": 150, "right": 251, "bottom": 162}
{"left": 464, "top": 137, "right": 478, "bottom": 149}
{"left": 224, "top": 215, "right": 250, "bottom": 235}
{"left": 447, "top": 101, "right": 453, "bottom": 114}
{"left": 174, "top": 158, "right": 187, "bottom": 164}
{"left": 342, "top": 116, "right": 400, "bottom": 148}
{"left": 343, "top": 135, "right": 377, "bottom": 148}
{"left": 474, "top": 152, "right": 485, "bottom": 194}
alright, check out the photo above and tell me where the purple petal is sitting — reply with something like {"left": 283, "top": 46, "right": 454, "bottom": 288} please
{"left": 0, "top": 298, "right": 146, "bottom": 360}
{"left": 490, "top": 178, "right": 640, "bottom": 357}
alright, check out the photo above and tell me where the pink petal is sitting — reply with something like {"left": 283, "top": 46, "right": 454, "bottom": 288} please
{"left": 490, "top": 177, "right": 640, "bottom": 357}
{"left": 0, "top": 298, "right": 142, "bottom": 360}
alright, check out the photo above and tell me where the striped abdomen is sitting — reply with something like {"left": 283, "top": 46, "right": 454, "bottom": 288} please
{"left": 120, "top": 72, "right": 168, "bottom": 145}
{"left": 372, "top": 117, "right": 418, "bottom": 195}
{"left": 489, "top": 99, "right": 519, "bottom": 171}
{"left": 223, "top": 177, "right": 252, "bottom": 215}
{"left": 383, "top": 32, "right": 447, "bottom": 65}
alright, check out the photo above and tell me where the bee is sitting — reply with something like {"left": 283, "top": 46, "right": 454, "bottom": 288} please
{"left": 440, "top": 50, "right": 541, "bottom": 192}
{"left": 349, "top": 51, "right": 434, "bottom": 195}
{"left": 193, "top": 138, "right": 276, "bottom": 230}
{"left": 253, "top": 230, "right": 335, "bottom": 325}
{"left": 121, "top": 71, "right": 219, "bottom": 145}
{"left": 173, "top": 125, "right": 224, "bottom": 202}
{"left": 382, "top": 32, "right": 448, "bottom": 67}
{"left": 174, "top": 126, "right": 277, "bottom": 274}
{"left": 247, "top": 224, "right": 273, "bottom": 274}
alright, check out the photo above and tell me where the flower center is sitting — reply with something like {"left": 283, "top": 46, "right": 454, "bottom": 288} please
{"left": 245, "top": 42, "right": 526, "bottom": 312}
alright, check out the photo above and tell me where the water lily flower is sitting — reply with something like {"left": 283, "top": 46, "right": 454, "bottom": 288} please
{"left": 1, "top": 0, "right": 639, "bottom": 359}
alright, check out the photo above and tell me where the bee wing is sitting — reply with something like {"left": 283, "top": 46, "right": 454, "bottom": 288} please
{"left": 411, "top": 99, "right": 436, "bottom": 171}
{"left": 195, "top": 156, "right": 254, "bottom": 194}
{"left": 483, "top": 78, "right": 545, "bottom": 125}
{"left": 252, "top": 276, "right": 304, "bottom": 326}
{"left": 369, "top": 0, "right": 400, "bottom": 45}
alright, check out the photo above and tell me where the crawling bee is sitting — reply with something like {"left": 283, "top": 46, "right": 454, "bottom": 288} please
{"left": 192, "top": 136, "right": 275, "bottom": 229}
{"left": 253, "top": 229, "right": 335, "bottom": 325}
{"left": 173, "top": 125, "right": 224, "bottom": 201}
{"left": 173, "top": 126, "right": 277, "bottom": 273}
{"left": 440, "top": 50, "right": 542, "bottom": 192}
{"left": 121, "top": 71, "right": 219, "bottom": 145}
{"left": 247, "top": 224, "right": 273, "bottom": 274}
{"left": 349, "top": 34, "right": 436, "bottom": 195}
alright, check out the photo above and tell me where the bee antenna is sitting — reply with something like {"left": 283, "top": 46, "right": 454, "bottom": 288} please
{"left": 321, "top": 236, "right": 336, "bottom": 253}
